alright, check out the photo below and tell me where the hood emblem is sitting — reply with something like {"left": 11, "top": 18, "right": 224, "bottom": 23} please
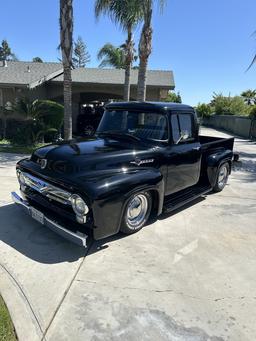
{"left": 38, "top": 158, "right": 47, "bottom": 169}
{"left": 130, "top": 158, "right": 154, "bottom": 166}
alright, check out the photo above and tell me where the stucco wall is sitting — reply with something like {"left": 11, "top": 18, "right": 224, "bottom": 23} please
{"left": 203, "top": 115, "right": 254, "bottom": 138}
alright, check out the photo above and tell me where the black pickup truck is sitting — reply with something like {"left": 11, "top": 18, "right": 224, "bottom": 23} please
{"left": 12, "top": 102, "right": 235, "bottom": 247}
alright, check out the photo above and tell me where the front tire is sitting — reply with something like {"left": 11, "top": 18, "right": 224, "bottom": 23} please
{"left": 120, "top": 192, "right": 152, "bottom": 234}
{"left": 212, "top": 162, "right": 230, "bottom": 192}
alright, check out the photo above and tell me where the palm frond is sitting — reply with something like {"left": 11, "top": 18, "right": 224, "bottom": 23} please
{"left": 246, "top": 54, "right": 256, "bottom": 71}
{"left": 95, "top": 0, "right": 143, "bottom": 32}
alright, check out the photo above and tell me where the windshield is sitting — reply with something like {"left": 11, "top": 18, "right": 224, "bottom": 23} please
{"left": 97, "top": 110, "right": 169, "bottom": 141}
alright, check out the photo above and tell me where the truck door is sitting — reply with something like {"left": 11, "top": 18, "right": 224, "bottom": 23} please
{"left": 165, "top": 112, "right": 202, "bottom": 195}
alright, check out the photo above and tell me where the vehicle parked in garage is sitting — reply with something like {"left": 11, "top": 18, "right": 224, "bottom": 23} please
{"left": 12, "top": 102, "right": 235, "bottom": 247}
{"left": 76, "top": 105, "right": 104, "bottom": 136}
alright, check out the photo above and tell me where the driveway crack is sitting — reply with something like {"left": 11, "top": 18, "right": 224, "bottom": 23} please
{"left": 0, "top": 262, "right": 44, "bottom": 336}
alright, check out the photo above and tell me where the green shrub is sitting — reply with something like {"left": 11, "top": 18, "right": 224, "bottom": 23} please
{"left": 165, "top": 91, "right": 182, "bottom": 103}
{"left": 229, "top": 96, "right": 250, "bottom": 116}
{"left": 249, "top": 106, "right": 256, "bottom": 119}
{"left": 196, "top": 103, "right": 212, "bottom": 118}
{"left": 8, "top": 119, "right": 38, "bottom": 145}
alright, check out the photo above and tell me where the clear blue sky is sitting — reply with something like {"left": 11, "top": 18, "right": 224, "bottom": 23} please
{"left": 0, "top": 0, "right": 255, "bottom": 105}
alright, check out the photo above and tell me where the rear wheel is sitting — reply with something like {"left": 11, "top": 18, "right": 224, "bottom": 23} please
{"left": 212, "top": 162, "right": 230, "bottom": 192}
{"left": 120, "top": 192, "right": 152, "bottom": 234}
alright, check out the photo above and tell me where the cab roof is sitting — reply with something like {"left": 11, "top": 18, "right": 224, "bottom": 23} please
{"left": 105, "top": 101, "right": 194, "bottom": 112}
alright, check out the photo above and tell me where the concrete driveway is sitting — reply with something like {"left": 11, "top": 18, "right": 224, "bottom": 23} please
{"left": 0, "top": 127, "right": 255, "bottom": 341}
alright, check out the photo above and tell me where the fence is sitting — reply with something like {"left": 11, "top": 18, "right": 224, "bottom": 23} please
{"left": 203, "top": 115, "right": 256, "bottom": 139}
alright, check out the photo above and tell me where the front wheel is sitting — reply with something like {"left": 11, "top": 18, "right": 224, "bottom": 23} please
{"left": 120, "top": 192, "right": 152, "bottom": 234}
{"left": 212, "top": 162, "right": 230, "bottom": 192}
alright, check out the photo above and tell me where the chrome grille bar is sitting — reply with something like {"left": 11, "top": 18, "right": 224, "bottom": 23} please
{"left": 19, "top": 171, "right": 72, "bottom": 205}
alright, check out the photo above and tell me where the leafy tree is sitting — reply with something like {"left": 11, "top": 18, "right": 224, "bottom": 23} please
{"left": 97, "top": 43, "right": 126, "bottom": 68}
{"left": 32, "top": 57, "right": 43, "bottom": 62}
{"left": 137, "top": 0, "right": 166, "bottom": 101}
{"left": 196, "top": 103, "right": 212, "bottom": 118}
{"left": 241, "top": 89, "right": 256, "bottom": 105}
{"left": 165, "top": 91, "right": 182, "bottom": 103}
{"left": 95, "top": 0, "right": 143, "bottom": 101}
{"left": 211, "top": 93, "right": 249, "bottom": 116}
{"left": 249, "top": 105, "right": 256, "bottom": 119}
{"left": 72, "top": 36, "right": 90, "bottom": 68}
{"left": 0, "top": 40, "right": 18, "bottom": 61}
{"left": 60, "top": 0, "right": 73, "bottom": 140}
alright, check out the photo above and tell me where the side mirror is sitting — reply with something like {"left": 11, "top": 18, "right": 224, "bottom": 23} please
{"left": 175, "top": 130, "right": 189, "bottom": 144}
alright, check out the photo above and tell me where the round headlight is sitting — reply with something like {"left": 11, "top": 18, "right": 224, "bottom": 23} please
{"left": 71, "top": 194, "right": 89, "bottom": 216}
{"left": 17, "top": 171, "right": 26, "bottom": 185}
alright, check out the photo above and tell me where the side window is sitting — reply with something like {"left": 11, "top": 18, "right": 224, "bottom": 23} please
{"left": 178, "top": 114, "right": 193, "bottom": 140}
{"left": 171, "top": 113, "right": 195, "bottom": 144}
{"left": 171, "top": 114, "right": 180, "bottom": 144}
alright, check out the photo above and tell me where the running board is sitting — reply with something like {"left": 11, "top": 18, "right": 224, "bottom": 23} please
{"left": 163, "top": 184, "right": 212, "bottom": 213}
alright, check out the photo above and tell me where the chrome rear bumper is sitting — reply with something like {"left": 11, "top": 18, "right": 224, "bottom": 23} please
{"left": 11, "top": 191, "right": 87, "bottom": 248}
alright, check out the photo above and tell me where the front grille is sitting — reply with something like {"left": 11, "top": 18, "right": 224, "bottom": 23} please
{"left": 25, "top": 188, "right": 77, "bottom": 223}
{"left": 18, "top": 170, "right": 93, "bottom": 229}
{"left": 19, "top": 171, "right": 72, "bottom": 205}
{"left": 25, "top": 193, "right": 93, "bottom": 233}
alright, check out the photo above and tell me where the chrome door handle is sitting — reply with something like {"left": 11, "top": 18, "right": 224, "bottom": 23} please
{"left": 192, "top": 147, "right": 200, "bottom": 151}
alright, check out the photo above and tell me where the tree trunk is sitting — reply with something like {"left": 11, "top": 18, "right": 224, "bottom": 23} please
{"left": 63, "top": 65, "right": 72, "bottom": 139}
{"left": 60, "top": 0, "right": 73, "bottom": 140}
{"left": 137, "top": 7, "right": 153, "bottom": 102}
{"left": 123, "top": 27, "right": 133, "bottom": 101}
{"left": 137, "top": 57, "right": 148, "bottom": 102}
{"left": 124, "top": 63, "right": 131, "bottom": 101}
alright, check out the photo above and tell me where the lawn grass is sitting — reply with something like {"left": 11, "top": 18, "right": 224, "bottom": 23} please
{"left": 0, "top": 140, "right": 47, "bottom": 154}
{"left": 0, "top": 295, "right": 17, "bottom": 341}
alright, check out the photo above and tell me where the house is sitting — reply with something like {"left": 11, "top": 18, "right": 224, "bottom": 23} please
{"left": 0, "top": 61, "right": 175, "bottom": 132}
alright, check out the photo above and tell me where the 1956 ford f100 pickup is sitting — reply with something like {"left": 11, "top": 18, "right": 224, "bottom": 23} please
{"left": 12, "top": 102, "right": 235, "bottom": 247}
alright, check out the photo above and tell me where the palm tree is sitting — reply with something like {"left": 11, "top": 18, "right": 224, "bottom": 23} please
{"left": 60, "top": 0, "right": 73, "bottom": 140}
{"left": 97, "top": 43, "right": 125, "bottom": 68}
{"left": 241, "top": 89, "right": 256, "bottom": 105}
{"left": 95, "top": 0, "right": 142, "bottom": 101}
{"left": 15, "top": 98, "right": 64, "bottom": 142}
{"left": 137, "top": 0, "right": 166, "bottom": 101}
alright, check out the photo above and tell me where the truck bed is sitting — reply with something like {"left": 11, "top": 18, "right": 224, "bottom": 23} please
{"left": 199, "top": 135, "right": 234, "bottom": 152}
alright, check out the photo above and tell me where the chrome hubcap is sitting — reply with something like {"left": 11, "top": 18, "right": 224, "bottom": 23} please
{"left": 218, "top": 165, "right": 228, "bottom": 188}
{"left": 126, "top": 194, "right": 148, "bottom": 229}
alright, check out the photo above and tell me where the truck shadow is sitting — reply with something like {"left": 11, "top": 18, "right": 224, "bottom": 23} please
{"left": 0, "top": 203, "right": 86, "bottom": 264}
{"left": 0, "top": 198, "right": 206, "bottom": 263}
{"left": 87, "top": 197, "right": 206, "bottom": 256}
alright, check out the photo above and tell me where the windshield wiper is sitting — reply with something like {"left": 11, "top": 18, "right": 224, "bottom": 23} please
{"left": 97, "top": 131, "right": 141, "bottom": 141}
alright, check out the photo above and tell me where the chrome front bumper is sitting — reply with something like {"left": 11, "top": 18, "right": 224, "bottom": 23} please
{"left": 11, "top": 191, "right": 87, "bottom": 248}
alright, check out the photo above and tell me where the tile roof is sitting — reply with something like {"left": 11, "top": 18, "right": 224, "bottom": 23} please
{"left": 0, "top": 61, "right": 174, "bottom": 89}
{"left": 52, "top": 67, "right": 174, "bottom": 88}
{"left": 0, "top": 61, "right": 63, "bottom": 87}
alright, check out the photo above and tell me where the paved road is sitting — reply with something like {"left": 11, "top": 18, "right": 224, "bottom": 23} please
{"left": 0, "top": 127, "right": 255, "bottom": 341}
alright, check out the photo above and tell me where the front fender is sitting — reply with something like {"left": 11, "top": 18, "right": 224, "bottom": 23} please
{"left": 87, "top": 168, "right": 164, "bottom": 240}
{"left": 207, "top": 149, "right": 233, "bottom": 187}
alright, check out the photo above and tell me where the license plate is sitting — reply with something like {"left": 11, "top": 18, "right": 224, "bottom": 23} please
{"left": 31, "top": 207, "right": 44, "bottom": 225}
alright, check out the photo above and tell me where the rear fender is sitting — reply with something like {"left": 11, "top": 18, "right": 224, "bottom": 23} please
{"left": 207, "top": 149, "right": 233, "bottom": 187}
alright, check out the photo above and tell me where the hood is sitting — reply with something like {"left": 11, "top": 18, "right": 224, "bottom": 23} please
{"left": 30, "top": 136, "right": 158, "bottom": 177}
